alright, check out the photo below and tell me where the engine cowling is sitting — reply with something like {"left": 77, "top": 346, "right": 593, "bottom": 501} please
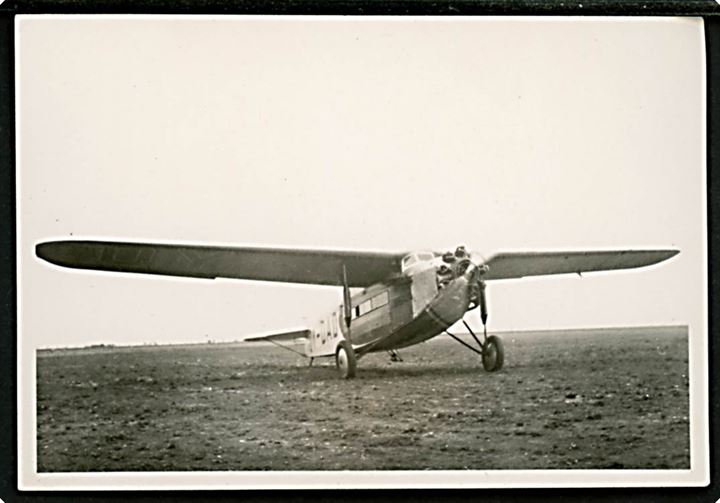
{"left": 436, "top": 246, "right": 484, "bottom": 310}
{"left": 436, "top": 246, "right": 471, "bottom": 287}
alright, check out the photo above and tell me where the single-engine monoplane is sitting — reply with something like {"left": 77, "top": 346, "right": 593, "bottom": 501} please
{"left": 36, "top": 240, "right": 678, "bottom": 378}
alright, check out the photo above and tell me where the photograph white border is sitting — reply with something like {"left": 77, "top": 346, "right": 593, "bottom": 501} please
{"left": 15, "top": 14, "right": 709, "bottom": 490}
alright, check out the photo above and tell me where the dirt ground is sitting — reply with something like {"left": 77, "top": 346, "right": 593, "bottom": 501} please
{"left": 36, "top": 325, "right": 689, "bottom": 471}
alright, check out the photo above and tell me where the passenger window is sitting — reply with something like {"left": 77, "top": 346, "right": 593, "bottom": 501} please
{"left": 358, "top": 300, "right": 372, "bottom": 316}
{"left": 371, "top": 291, "right": 389, "bottom": 309}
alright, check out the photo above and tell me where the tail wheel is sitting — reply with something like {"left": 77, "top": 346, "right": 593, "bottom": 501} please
{"left": 482, "top": 335, "right": 504, "bottom": 372}
{"left": 335, "top": 340, "right": 357, "bottom": 379}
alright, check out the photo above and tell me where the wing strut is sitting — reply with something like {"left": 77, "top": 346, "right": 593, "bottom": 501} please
{"left": 337, "top": 263, "right": 358, "bottom": 377}
{"left": 342, "top": 264, "right": 353, "bottom": 345}
{"left": 478, "top": 279, "right": 489, "bottom": 339}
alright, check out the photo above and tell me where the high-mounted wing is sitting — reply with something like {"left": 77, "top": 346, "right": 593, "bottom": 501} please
{"left": 481, "top": 249, "right": 679, "bottom": 281}
{"left": 35, "top": 240, "right": 405, "bottom": 287}
{"left": 244, "top": 329, "right": 311, "bottom": 343}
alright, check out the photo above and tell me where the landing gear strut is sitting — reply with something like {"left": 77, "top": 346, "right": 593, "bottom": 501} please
{"left": 445, "top": 280, "right": 504, "bottom": 372}
{"left": 445, "top": 324, "right": 504, "bottom": 372}
{"left": 388, "top": 350, "right": 403, "bottom": 362}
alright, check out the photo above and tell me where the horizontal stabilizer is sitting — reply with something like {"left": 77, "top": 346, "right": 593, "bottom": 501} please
{"left": 243, "top": 329, "right": 311, "bottom": 343}
{"left": 35, "top": 240, "right": 405, "bottom": 287}
{"left": 482, "top": 249, "right": 679, "bottom": 281}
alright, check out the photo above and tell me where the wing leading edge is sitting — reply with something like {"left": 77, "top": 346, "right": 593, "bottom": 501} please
{"left": 481, "top": 249, "right": 679, "bottom": 281}
{"left": 36, "top": 241, "right": 678, "bottom": 286}
{"left": 35, "top": 240, "right": 405, "bottom": 287}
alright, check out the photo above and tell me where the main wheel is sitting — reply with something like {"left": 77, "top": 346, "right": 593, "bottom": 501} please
{"left": 335, "top": 340, "right": 357, "bottom": 379}
{"left": 481, "top": 335, "right": 504, "bottom": 372}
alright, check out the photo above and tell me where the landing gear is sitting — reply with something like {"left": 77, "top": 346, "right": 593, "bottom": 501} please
{"left": 445, "top": 325, "right": 505, "bottom": 372}
{"left": 335, "top": 340, "right": 357, "bottom": 379}
{"left": 444, "top": 279, "right": 504, "bottom": 372}
{"left": 388, "top": 350, "right": 403, "bottom": 362}
{"left": 481, "top": 335, "right": 504, "bottom": 372}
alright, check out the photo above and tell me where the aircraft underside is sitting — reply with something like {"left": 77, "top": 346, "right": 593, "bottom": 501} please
{"left": 335, "top": 302, "right": 505, "bottom": 379}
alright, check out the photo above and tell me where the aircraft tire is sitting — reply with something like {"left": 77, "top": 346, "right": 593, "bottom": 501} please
{"left": 335, "top": 341, "right": 357, "bottom": 379}
{"left": 482, "top": 335, "right": 504, "bottom": 372}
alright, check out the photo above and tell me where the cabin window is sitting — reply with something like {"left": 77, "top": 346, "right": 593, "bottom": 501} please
{"left": 418, "top": 252, "right": 434, "bottom": 262}
{"left": 371, "top": 291, "right": 389, "bottom": 309}
{"left": 351, "top": 292, "right": 390, "bottom": 319}
{"left": 359, "top": 300, "right": 373, "bottom": 316}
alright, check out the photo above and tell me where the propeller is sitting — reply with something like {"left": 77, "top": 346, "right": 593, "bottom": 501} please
{"left": 441, "top": 245, "right": 491, "bottom": 338}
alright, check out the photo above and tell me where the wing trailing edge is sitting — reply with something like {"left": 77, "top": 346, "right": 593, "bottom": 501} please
{"left": 482, "top": 249, "right": 679, "bottom": 281}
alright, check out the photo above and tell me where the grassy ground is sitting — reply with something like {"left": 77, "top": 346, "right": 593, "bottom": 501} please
{"left": 36, "top": 325, "right": 689, "bottom": 471}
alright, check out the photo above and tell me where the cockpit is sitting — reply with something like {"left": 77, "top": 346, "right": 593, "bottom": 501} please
{"left": 400, "top": 251, "right": 436, "bottom": 276}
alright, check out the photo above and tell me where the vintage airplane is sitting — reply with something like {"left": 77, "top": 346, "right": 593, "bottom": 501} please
{"left": 35, "top": 240, "right": 679, "bottom": 378}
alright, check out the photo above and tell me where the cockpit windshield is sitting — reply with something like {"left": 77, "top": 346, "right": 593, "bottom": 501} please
{"left": 402, "top": 254, "right": 418, "bottom": 268}
{"left": 401, "top": 251, "right": 435, "bottom": 275}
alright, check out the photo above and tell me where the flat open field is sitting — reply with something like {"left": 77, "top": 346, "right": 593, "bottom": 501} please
{"left": 36, "top": 326, "right": 689, "bottom": 471}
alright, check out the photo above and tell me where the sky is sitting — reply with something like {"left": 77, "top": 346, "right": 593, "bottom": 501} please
{"left": 17, "top": 16, "right": 705, "bottom": 348}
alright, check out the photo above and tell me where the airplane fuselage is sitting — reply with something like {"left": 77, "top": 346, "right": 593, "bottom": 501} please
{"left": 305, "top": 250, "right": 478, "bottom": 358}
